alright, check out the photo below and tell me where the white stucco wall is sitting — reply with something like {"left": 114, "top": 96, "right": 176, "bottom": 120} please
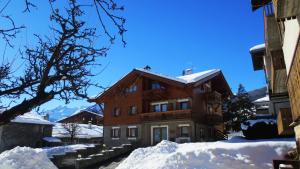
{"left": 283, "top": 18, "right": 300, "bottom": 74}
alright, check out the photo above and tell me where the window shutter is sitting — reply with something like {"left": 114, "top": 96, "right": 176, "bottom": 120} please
{"left": 176, "top": 127, "right": 180, "bottom": 137}
{"left": 118, "top": 128, "right": 121, "bottom": 137}
{"left": 168, "top": 103, "right": 173, "bottom": 111}
{"left": 135, "top": 128, "right": 138, "bottom": 137}
{"left": 126, "top": 128, "right": 129, "bottom": 137}
{"left": 111, "top": 129, "right": 113, "bottom": 137}
{"left": 188, "top": 126, "right": 192, "bottom": 137}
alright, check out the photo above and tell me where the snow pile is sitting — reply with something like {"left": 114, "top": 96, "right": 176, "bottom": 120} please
{"left": 0, "top": 146, "right": 57, "bottom": 169}
{"left": 52, "top": 123, "right": 103, "bottom": 138}
{"left": 241, "top": 118, "right": 277, "bottom": 130}
{"left": 43, "top": 144, "right": 95, "bottom": 157}
{"left": 117, "top": 138, "right": 295, "bottom": 169}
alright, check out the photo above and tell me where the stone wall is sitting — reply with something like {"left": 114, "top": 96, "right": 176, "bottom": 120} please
{"left": 0, "top": 123, "right": 53, "bottom": 152}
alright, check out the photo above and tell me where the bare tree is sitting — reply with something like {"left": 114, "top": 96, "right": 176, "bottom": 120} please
{"left": 61, "top": 123, "right": 81, "bottom": 143}
{"left": 0, "top": 0, "right": 126, "bottom": 125}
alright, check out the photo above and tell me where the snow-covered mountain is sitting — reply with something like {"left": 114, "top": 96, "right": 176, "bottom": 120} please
{"left": 43, "top": 105, "right": 87, "bottom": 122}
{"left": 43, "top": 104, "right": 103, "bottom": 122}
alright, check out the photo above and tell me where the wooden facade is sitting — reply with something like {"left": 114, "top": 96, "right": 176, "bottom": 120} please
{"left": 277, "top": 108, "right": 294, "bottom": 136}
{"left": 93, "top": 68, "right": 232, "bottom": 146}
{"left": 287, "top": 42, "right": 300, "bottom": 123}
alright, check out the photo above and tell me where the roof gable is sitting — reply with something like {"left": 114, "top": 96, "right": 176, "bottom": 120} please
{"left": 92, "top": 68, "right": 223, "bottom": 102}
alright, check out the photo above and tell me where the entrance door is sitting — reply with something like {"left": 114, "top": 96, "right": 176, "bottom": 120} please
{"left": 152, "top": 127, "right": 168, "bottom": 145}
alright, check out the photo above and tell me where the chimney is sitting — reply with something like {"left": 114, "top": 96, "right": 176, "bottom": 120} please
{"left": 43, "top": 113, "right": 49, "bottom": 121}
{"left": 143, "top": 65, "right": 151, "bottom": 71}
{"left": 182, "top": 68, "right": 193, "bottom": 76}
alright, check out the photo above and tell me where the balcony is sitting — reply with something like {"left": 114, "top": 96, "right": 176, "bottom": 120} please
{"left": 273, "top": 0, "right": 300, "bottom": 20}
{"left": 140, "top": 109, "right": 192, "bottom": 122}
{"left": 264, "top": 12, "right": 282, "bottom": 51}
{"left": 142, "top": 88, "right": 168, "bottom": 100}
{"left": 205, "top": 91, "right": 222, "bottom": 104}
{"left": 270, "top": 67, "right": 288, "bottom": 94}
{"left": 203, "top": 114, "right": 223, "bottom": 125}
{"left": 277, "top": 108, "right": 294, "bottom": 136}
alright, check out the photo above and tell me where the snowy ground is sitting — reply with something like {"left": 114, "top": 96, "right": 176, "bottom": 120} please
{"left": 116, "top": 137, "right": 296, "bottom": 169}
{"left": 52, "top": 123, "right": 103, "bottom": 138}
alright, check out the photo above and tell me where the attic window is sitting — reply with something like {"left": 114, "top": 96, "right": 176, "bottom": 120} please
{"left": 126, "top": 84, "right": 137, "bottom": 93}
{"left": 151, "top": 82, "right": 165, "bottom": 90}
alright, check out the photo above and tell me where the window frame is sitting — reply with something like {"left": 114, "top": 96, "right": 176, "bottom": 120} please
{"left": 180, "top": 101, "right": 189, "bottom": 110}
{"left": 113, "top": 107, "right": 121, "bottom": 117}
{"left": 127, "top": 126, "right": 138, "bottom": 139}
{"left": 128, "top": 106, "right": 137, "bottom": 115}
{"left": 111, "top": 127, "right": 121, "bottom": 139}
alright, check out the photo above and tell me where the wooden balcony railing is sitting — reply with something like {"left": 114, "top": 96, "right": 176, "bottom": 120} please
{"left": 140, "top": 109, "right": 192, "bottom": 122}
{"left": 142, "top": 88, "right": 167, "bottom": 100}
{"left": 205, "top": 91, "right": 222, "bottom": 104}
{"left": 203, "top": 114, "right": 223, "bottom": 125}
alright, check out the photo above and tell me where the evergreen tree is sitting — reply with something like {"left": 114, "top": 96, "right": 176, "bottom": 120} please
{"left": 224, "top": 84, "right": 255, "bottom": 131}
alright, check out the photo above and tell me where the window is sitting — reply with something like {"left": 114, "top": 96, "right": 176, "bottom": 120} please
{"left": 111, "top": 127, "right": 120, "bottom": 138}
{"left": 153, "top": 104, "right": 160, "bottom": 112}
{"left": 152, "top": 103, "right": 168, "bottom": 112}
{"left": 113, "top": 108, "right": 121, "bottom": 117}
{"left": 128, "top": 106, "right": 137, "bottom": 115}
{"left": 180, "top": 102, "right": 189, "bottom": 110}
{"left": 161, "top": 104, "right": 168, "bottom": 112}
{"left": 207, "top": 104, "right": 213, "bottom": 113}
{"left": 151, "top": 82, "right": 161, "bottom": 89}
{"left": 180, "top": 126, "right": 190, "bottom": 137}
{"left": 126, "top": 84, "right": 137, "bottom": 93}
{"left": 127, "top": 127, "right": 138, "bottom": 138}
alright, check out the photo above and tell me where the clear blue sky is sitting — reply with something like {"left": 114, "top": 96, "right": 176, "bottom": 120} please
{"left": 1, "top": 0, "right": 266, "bottom": 110}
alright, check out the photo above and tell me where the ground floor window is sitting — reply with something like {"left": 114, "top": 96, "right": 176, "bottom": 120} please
{"left": 127, "top": 126, "right": 138, "bottom": 138}
{"left": 178, "top": 124, "right": 190, "bottom": 137}
{"left": 111, "top": 127, "right": 120, "bottom": 138}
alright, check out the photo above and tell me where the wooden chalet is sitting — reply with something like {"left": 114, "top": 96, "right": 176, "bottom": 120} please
{"left": 91, "top": 68, "right": 232, "bottom": 147}
{"left": 58, "top": 108, "right": 103, "bottom": 126}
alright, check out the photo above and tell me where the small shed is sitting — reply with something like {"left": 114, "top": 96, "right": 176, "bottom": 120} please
{"left": 0, "top": 111, "right": 54, "bottom": 152}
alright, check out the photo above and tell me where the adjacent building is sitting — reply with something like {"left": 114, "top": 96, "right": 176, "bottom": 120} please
{"left": 249, "top": 0, "right": 299, "bottom": 148}
{"left": 0, "top": 111, "right": 54, "bottom": 152}
{"left": 91, "top": 68, "right": 232, "bottom": 147}
{"left": 58, "top": 106, "right": 103, "bottom": 126}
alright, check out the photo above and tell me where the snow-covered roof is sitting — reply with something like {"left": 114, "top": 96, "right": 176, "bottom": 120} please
{"left": 11, "top": 112, "right": 54, "bottom": 125}
{"left": 52, "top": 123, "right": 103, "bottom": 138}
{"left": 249, "top": 43, "right": 265, "bottom": 53}
{"left": 253, "top": 95, "right": 270, "bottom": 103}
{"left": 135, "top": 68, "right": 221, "bottom": 84}
{"left": 43, "top": 137, "right": 62, "bottom": 143}
{"left": 176, "top": 69, "right": 221, "bottom": 83}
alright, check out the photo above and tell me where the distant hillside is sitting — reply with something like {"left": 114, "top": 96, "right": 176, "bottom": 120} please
{"left": 43, "top": 104, "right": 103, "bottom": 122}
{"left": 43, "top": 105, "right": 86, "bottom": 122}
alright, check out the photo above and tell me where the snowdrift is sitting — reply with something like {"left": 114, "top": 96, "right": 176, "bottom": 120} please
{"left": 117, "top": 137, "right": 295, "bottom": 169}
{"left": 0, "top": 146, "right": 57, "bottom": 169}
